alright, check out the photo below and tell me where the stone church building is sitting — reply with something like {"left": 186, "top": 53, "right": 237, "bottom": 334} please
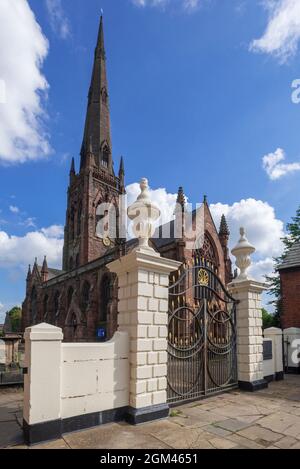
{"left": 22, "top": 17, "right": 232, "bottom": 342}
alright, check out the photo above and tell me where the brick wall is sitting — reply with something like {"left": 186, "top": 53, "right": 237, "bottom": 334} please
{"left": 280, "top": 268, "right": 300, "bottom": 329}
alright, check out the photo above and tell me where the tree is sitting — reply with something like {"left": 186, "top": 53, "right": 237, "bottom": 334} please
{"left": 266, "top": 206, "right": 300, "bottom": 325}
{"left": 262, "top": 308, "right": 277, "bottom": 329}
{"left": 4, "top": 306, "right": 22, "bottom": 334}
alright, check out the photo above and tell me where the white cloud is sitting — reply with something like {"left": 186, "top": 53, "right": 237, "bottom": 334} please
{"left": 262, "top": 148, "right": 300, "bottom": 180}
{"left": 126, "top": 182, "right": 178, "bottom": 224}
{"left": 210, "top": 198, "right": 284, "bottom": 260}
{"left": 45, "top": 0, "right": 71, "bottom": 39}
{"left": 0, "top": 225, "right": 64, "bottom": 270}
{"left": 9, "top": 205, "right": 20, "bottom": 214}
{"left": 127, "top": 183, "right": 284, "bottom": 281}
{"left": 21, "top": 217, "right": 37, "bottom": 228}
{"left": 0, "top": 0, "right": 50, "bottom": 164}
{"left": 210, "top": 198, "right": 284, "bottom": 283}
{"left": 132, "top": 0, "right": 200, "bottom": 11}
{"left": 41, "top": 225, "right": 64, "bottom": 238}
{"left": 250, "top": 0, "right": 300, "bottom": 62}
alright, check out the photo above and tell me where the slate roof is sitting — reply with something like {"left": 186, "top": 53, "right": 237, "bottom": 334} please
{"left": 278, "top": 241, "right": 300, "bottom": 271}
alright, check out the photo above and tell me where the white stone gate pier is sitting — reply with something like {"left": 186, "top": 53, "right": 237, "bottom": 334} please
{"left": 229, "top": 228, "right": 268, "bottom": 391}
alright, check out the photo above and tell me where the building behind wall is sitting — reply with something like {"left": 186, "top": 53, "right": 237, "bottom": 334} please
{"left": 278, "top": 241, "right": 300, "bottom": 329}
{"left": 22, "top": 17, "right": 232, "bottom": 342}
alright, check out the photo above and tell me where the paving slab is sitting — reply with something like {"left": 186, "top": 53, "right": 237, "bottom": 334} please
{"left": 0, "top": 420, "right": 24, "bottom": 448}
{"left": 2, "top": 375, "right": 300, "bottom": 449}
{"left": 209, "top": 437, "right": 238, "bottom": 449}
{"left": 31, "top": 439, "right": 70, "bottom": 450}
{"left": 275, "top": 436, "right": 299, "bottom": 449}
{"left": 258, "top": 412, "right": 300, "bottom": 434}
{"left": 64, "top": 423, "right": 171, "bottom": 450}
{"left": 202, "top": 424, "right": 232, "bottom": 438}
{"left": 215, "top": 419, "right": 251, "bottom": 432}
{"left": 237, "top": 425, "right": 283, "bottom": 444}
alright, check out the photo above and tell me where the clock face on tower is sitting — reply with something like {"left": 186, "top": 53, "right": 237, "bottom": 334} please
{"left": 102, "top": 237, "right": 111, "bottom": 247}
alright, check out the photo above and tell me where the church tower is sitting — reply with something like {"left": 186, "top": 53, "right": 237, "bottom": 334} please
{"left": 62, "top": 16, "right": 125, "bottom": 271}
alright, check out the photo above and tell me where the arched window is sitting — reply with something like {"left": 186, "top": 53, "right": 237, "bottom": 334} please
{"left": 77, "top": 204, "right": 82, "bottom": 236}
{"left": 54, "top": 291, "right": 60, "bottom": 318}
{"left": 100, "top": 275, "right": 111, "bottom": 323}
{"left": 30, "top": 287, "right": 37, "bottom": 324}
{"left": 195, "top": 234, "right": 218, "bottom": 269}
{"left": 67, "top": 286, "right": 74, "bottom": 309}
{"left": 81, "top": 281, "right": 90, "bottom": 313}
{"left": 101, "top": 142, "right": 110, "bottom": 168}
{"left": 71, "top": 313, "right": 78, "bottom": 336}
{"left": 69, "top": 257, "right": 74, "bottom": 271}
{"left": 70, "top": 207, "right": 75, "bottom": 241}
{"left": 43, "top": 295, "right": 49, "bottom": 320}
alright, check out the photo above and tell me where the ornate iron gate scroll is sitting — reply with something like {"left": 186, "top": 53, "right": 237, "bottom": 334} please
{"left": 167, "top": 263, "right": 238, "bottom": 405}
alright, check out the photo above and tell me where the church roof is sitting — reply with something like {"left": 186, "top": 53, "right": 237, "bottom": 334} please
{"left": 37, "top": 266, "right": 64, "bottom": 280}
{"left": 278, "top": 241, "right": 300, "bottom": 271}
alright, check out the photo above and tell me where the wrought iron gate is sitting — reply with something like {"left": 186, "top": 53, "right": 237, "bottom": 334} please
{"left": 167, "top": 262, "right": 238, "bottom": 405}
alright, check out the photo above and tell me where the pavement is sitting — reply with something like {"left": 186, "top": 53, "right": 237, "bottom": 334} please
{"left": 1, "top": 375, "right": 300, "bottom": 449}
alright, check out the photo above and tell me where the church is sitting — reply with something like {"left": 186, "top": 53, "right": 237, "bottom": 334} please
{"left": 22, "top": 17, "right": 232, "bottom": 342}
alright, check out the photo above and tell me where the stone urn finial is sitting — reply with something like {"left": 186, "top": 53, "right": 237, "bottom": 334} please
{"left": 231, "top": 227, "right": 255, "bottom": 281}
{"left": 127, "top": 178, "right": 161, "bottom": 252}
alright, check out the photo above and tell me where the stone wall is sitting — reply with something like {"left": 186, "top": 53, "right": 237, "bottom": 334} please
{"left": 23, "top": 324, "right": 129, "bottom": 444}
{"left": 61, "top": 333, "right": 129, "bottom": 420}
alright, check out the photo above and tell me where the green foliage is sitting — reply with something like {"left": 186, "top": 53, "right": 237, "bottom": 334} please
{"left": 6, "top": 306, "right": 22, "bottom": 333}
{"left": 265, "top": 206, "right": 300, "bottom": 325}
{"left": 262, "top": 308, "right": 279, "bottom": 329}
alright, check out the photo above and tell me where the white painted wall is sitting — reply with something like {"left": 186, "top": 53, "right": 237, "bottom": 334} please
{"left": 283, "top": 328, "right": 300, "bottom": 369}
{"left": 61, "top": 331, "right": 129, "bottom": 419}
{"left": 24, "top": 324, "right": 130, "bottom": 426}
{"left": 263, "top": 338, "right": 274, "bottom": 379}
{"left": 264, "top": 327, "right": 283, "bottom": 378}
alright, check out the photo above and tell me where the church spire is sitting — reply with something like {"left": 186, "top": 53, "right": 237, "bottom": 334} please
{"left": 70, "top": 157, "right": 75, "bottom": 174}
{"left": 80, "top": 15, "right": 112, "bottom": 172}
{"left": 41, "top": 256, "right": 49, "bottom": 283}
{"left": 118, "top": 156, "right": 125, "bottom": 188}
{"left": 219, "top": 214, "right": 230, "bottom": 238}
{"left": 175, "top": 187, "right": 186, "bottom": 213}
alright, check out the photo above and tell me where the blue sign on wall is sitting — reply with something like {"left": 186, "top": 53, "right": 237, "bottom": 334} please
{"left": 97, "top": 328, "right": 106, "bottom": 339}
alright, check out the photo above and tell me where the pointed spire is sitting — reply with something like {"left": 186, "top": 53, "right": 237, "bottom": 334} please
{"left": 42, "top": 256, "right": 48, "bottom": 273}
{"left": 96, "top": 15, "right": 105, "bottom": 59}
{"left": 176, "top": 187, "right": 186, "bottom": 211}
{"left": 119, "top": 156, "right": 124, "bottom": 176}
{"left": 41, "top": 256, "right": 49, "bottom": 283}
{"left": 203, "top": 195, "right": 208, "bottom": 205}
{"left": 26, "top": 264, "right": 31, "bottom": 281}
{"left": 80, "top": 15, "right": 112, "bottom": 172}
{"left": 219, "top": 214, "right": 230, "bottom": 237}
{"left": 174, "top": 187, "right": 186, "bottom": 239}
{"left": 70, "top": 157, "right": 75, "bottom": 176}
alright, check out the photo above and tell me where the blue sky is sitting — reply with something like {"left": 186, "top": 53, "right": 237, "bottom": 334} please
{"left": 0, "top": 0, "right": 300, "bottom": 320}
